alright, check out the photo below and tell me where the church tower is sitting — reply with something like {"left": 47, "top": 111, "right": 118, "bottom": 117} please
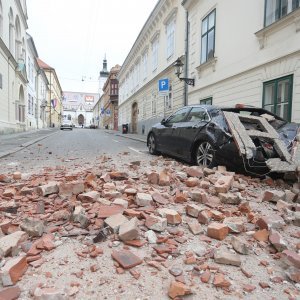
{"left": 98, "top": 55, "right": 109, "bottom": 96}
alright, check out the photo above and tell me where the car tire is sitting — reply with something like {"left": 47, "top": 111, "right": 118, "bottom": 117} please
{"left": 148, "top": 133, "right": 159, "bottom": 155}
{"left": 194, "top": 138, "right": 216, "bottom": 168}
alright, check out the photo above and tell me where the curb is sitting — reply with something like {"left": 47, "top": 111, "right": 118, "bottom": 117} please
{"left": 115, "top": 133, "right": 147, "bottom": 144}
{"left": 0, "top": 130, "right": 59, "bottom": 159}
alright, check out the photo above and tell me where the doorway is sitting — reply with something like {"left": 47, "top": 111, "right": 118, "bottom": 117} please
{"left": 131, "top": 102, "right": 138, "bottom": 133}
{"left": 78, "top": 114, "right": 84, "bottom": 126}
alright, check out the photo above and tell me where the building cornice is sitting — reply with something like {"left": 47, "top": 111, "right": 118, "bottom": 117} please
{"left": 119, "top": 0, "right": 172, "bottom": 78}
{"left": 0, "top": 38, "right": 18, "bottom": 67}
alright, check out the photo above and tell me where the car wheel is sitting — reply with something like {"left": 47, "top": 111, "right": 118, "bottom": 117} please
{"left": 195, "top": 139, "right": 216, "bottom": 168}
{"left": 148, "top": 133, "right": 158, "bottom": 155}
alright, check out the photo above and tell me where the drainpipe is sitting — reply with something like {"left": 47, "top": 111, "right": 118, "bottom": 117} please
{"left": 183, "top": 10, "right": 189, "bottom": 107}
{"left": 49, "top": 72, "right": 52, "bottom": 127}
{"left": 7, "top": 56, "right": 10, "bottom": 122}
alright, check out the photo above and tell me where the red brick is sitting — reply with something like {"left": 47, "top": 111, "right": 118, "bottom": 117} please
{"left": 111, "top": 250, "right": 142, "bottom": 269}
{"left": 97, "top": 205, "right": 124, "bottom": 218}
{"left": 168, "top": 281, "right": 192, "bottom": 299}
{"left": 0, "top": 286, "right": 21, "bottom": 300}
{"left": 207, "top": 223, "right": 229, "bottom": 240}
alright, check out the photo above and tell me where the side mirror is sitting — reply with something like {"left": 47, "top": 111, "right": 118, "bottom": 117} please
{"left": 161, "top": 118, "right": 166, "bottom": 125}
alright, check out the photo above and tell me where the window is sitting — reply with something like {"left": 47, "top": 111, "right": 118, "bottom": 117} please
{"left": 111, "top": 82, "right": 118, "bottom": 95}
{"left": 166, "top": 19, "right": 175, "bottom": 59}
{"left": 200, "top": 97, "right": 212, "bottom": 105}
{"left": 263, "top": 75, "right": 293, "bottom": 121}
{"left": 265, "top": 0, "right": 300, "bottom": 26}
{"left": 151, "top": 92, "right": 157, "bottom": 115}
{"left": 167, "top": 107, "right": 191, "bottom": 124}
{"left": 164, "top": 82, "right": 173, "bottom": 110}
{"left": 201, "top": 9, "right": 216, "bottom": 64}
{"left": 142, "top": 51, "right": 148, "bottom": 80}
{"left": 152, "top": 37, "right": 159, "bottom": 71}
{"left": 143, "top": 96, "right": 147, "bottom": 118}
{"left": 9, "top": 9, "right": 14, "bottom": 55}
{"left": 186, "top": 107, "right": 210, "bottom": 122}
{"left": 0, "top": 1, "right": 3, "bottom": 38}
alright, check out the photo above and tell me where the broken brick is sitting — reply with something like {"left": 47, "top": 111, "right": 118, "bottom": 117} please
{"left": 111, "top": 250, "right": 142, "bottom": 269}
{"left": 168, "top": 281, "right": 193, "bottom": 299}
{"left": 207, "top": 223, "right": 229, "bottom": 240}
{"left": 0, "top": 286, "right": 21, "bottom": 300}
{"left": 0, "top": 256, "right": 28, "bottom": 286}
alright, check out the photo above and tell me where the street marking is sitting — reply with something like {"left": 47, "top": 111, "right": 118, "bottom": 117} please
{"left": 113, "top": 140, "right": 119, "bottom": 143}
{"left": 128, "top": 147, "right": 142, "bottom": 154}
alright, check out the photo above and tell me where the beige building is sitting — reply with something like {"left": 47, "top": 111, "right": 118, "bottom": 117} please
{"left": 0, "top": 0, "right": 28, "bottom": 134}
{"left": 183, "top": 0, "right": 300, "bottom": 123}
{"left": 118, "top": 0, "right": 186, "bottom": 135}
{"left": 37, "top": 58, "right": 63, "bottom": 128}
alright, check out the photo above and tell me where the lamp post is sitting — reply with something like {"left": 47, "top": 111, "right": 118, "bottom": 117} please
{"left": 174, "top": 57, "right": 195, "bottom": 86}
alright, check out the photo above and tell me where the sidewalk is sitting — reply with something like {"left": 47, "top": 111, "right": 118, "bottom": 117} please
{"left": 0, "top": 128, "right": 59, "bottom": 158}
{"left": 105, "top": 130, "right": 147, "bottom": 143}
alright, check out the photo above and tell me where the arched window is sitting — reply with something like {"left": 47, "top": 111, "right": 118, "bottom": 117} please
{"left": 0, "top": 1, "right": 3, "bottom": 38}
{"left": 15, "top": 16, "right": 21, "bottom": 60}
{"left": 21, "top": 37, "right": 26, "bottom": 62}
{"left": 9, "top": 8, "right": 14, "bottom": 55}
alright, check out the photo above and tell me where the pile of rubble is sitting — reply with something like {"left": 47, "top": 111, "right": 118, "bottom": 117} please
{"left": 0, "top": 156, "right": 299, "bottom": 299}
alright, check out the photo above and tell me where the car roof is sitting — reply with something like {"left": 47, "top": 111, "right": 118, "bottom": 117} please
{"left": 184, "top": 104, "right": 285, "bottom": 121}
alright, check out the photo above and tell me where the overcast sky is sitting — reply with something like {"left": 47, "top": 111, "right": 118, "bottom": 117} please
{"left": 26, "top": 0, "right": 158, "bottom": 94}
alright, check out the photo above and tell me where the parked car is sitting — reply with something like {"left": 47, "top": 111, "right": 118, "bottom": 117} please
{"left": 60, "top": 120, "right": 73, "bottom": 130}
{"left": 147, "top": 105, "right": 300, "bottom": 176}
{"left": 89, "top": 124, "right": 97, "bottom": 129}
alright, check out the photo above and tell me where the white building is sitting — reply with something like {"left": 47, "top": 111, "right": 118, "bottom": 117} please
{"left": 0, "top": 0, "right": 28, "bottom": 134}
{"left": 183, "top": 0, "right": 300, "bottom": 123}
{"left": 118, "top": 0, "right": 300, "bottom": 137}
{"left": 118, "top": 0, "right": 186, "bottom": 135}
{"left": 62, "top": 91, "right": 99, "bottom": 127}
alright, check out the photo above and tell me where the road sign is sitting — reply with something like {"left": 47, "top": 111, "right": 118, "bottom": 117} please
{"left": 158, "top": 79, "right": 169, "bottom": 92}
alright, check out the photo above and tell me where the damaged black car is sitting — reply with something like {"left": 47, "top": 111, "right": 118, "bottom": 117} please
{"left": 147, "top": 105, "right": 300, "bottom": 177}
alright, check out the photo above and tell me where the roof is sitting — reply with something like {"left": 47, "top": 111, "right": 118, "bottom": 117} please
{"left": 37, "top": 58, "right": 53, "bottom": 70}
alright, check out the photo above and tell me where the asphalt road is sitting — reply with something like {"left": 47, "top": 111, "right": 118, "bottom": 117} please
{"left": 0, "top": 128, "right": 152, "bottom": 174}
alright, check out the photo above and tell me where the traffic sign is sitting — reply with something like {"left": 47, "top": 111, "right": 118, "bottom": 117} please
{"left": 158, "top": 79, "right": 169, "bottom": 92}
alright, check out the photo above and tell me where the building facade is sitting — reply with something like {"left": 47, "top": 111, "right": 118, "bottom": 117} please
{"left": 62, "top": 91, "right": 99, "bottom": 127}
{"left": 0, "top": 0, "right": 28, "bottom": 134}
{"left": 118, "top": 0, "right": 186, "bottom": 135}
{"left": 118, "top": 0, "right": 300, "bottom": 137}
{"left": 93, "top": 57, "right": 110, "bottom": 128}
{"left": 183, "top": 0, "right": 300, "bottom": 123}
{"left": 37, "top": 58, "right": 63, "bottom": 128}
{"left": 102, "top": 64, "right": 121, "bottom": 130}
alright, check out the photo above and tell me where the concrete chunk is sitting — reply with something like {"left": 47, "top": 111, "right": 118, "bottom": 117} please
{"left": 0, "top": 231, "right": 28, "bottom": 257}
{"left": 36, "top": 182, "right": 59, "bottom": 196}
{"left": 118, "top": 217, "right": 139, "bottom": 241}
{"left": 105, "top": 213, "right": 128, "bottom": 233}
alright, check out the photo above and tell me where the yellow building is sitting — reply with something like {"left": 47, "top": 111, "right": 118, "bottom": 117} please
{"left": 37, "top": 58, "right": 63, "bottom": 127}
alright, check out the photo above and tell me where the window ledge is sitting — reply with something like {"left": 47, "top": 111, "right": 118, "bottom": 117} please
{"left": 255, "top": 8, "right": 300, "bottom": 49}
{"left": 196, "top": 57, "right": 218, "bottom": 77}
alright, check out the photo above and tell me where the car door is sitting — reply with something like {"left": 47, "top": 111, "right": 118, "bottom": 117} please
{"left": 177, "top": 107, "right": 210, "bottom": 159}
{"left": 157, "top": 107, "right": 191, "bottom": 156}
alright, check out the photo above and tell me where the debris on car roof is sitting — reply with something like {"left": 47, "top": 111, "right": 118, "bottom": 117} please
{"left": 223, "top": 111, "right": 300, "bottom": 178}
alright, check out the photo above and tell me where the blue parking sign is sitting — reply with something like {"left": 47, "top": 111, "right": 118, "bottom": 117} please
{"left": 158, "top": 79, "right": 169, "bottom": 92}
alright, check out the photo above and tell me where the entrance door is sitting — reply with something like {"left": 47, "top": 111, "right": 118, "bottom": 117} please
{"left": 78, "top": 114, "right": 84, "bottom": 126}
{"left": 131, "top": 102, "right": 138, "bottom": 133}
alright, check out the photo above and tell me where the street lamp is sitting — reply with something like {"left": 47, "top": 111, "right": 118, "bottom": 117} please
{"left": 174, "top": 57, "right": 195, "bottom": 86}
